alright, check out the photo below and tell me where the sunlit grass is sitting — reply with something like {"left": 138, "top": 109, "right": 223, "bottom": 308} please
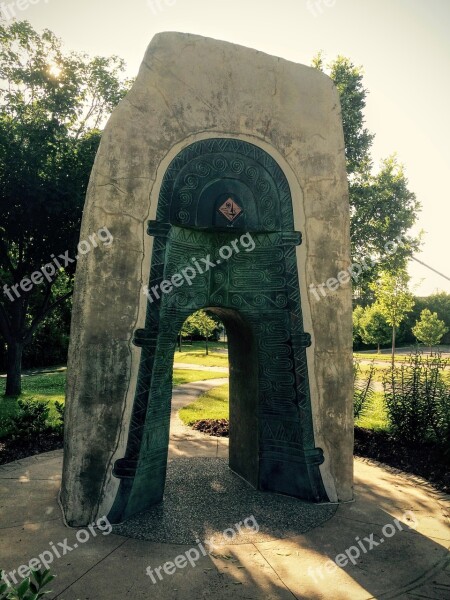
{"left": 355, "top": 391, "right": 389, "bottom": 431}
{"left": 179, "top": 384, "right": 391, "bottom": 434}
{"left": 172, "top": 369, "right": 228, "bottom": 385}
{"left": 179, "top": 383, "right": 230, "bottom": 425}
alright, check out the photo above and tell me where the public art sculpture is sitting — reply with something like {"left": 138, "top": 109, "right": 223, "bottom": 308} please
{"left": 60, "top": 33, "right": 353, "bottom": 525}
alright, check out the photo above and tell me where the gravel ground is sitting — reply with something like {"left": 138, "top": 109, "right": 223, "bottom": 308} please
{"left": 113, "top": 456, "right": 337, "bottom": 544}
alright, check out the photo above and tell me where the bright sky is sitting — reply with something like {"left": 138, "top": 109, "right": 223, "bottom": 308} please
{"left": 12, "top": 0, "right": 450, "bottom": 297}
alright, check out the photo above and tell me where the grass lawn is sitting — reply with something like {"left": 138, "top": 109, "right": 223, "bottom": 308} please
{"left": 174, "top": 352, "right": 229, "bottom": 368}
{"left": 0, "top": 368, "right": 227, "bottom": 437}
{"left": 355, "top": 391, "right": 389, "bottom": 431}
{"left": 354, "top": 353, "right": 410, "bottom": 363}
{"left": 179, "top": 383, "right": 230, "bottom": 425}
{"left": 356, "top": 363, "right": 389, "bottom": 382}
{"left": 172, "top": 369, "right": 228, "bottom": 385}
{"left": 179, "top": 384, "right": 391, "bottom": 433}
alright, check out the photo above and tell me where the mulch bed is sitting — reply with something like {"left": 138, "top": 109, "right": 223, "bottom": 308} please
{"left": 354, "top": 426, "right": 450, "bottom": 494}
{"left": 0, "top": 434, "right": 63, "bottom": 465}
{"left": 193, "top": 419, "right": 450, "bottom": 495}
{"left": 192, "top": 418, "right": 229, "bottom": 437}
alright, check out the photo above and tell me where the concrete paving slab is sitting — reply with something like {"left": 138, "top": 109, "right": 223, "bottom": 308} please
{"left": 0, "top": 380, "right": 448, "bottom": 599}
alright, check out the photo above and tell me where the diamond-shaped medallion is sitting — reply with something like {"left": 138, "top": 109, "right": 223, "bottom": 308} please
{"left": 218, "top": 198, "right": 243, "bottom": 223}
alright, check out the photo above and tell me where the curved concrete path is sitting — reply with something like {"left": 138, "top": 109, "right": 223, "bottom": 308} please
{"left": 0, "top": 380, "right": 449, "bottom": 599}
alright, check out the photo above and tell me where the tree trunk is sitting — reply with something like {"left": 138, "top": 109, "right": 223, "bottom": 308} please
{"left": 205, "top": 336, "right": 209, "bottom": 356}
{"left": 391, "top": 326, "right": 396, "bottom": 367}
{"left": 178, "top": 332, "right": 182, "bottom": 352}
{"left": 377, "top": 342, "right": 380, "bottom": 354}
{"left": 5, "top": 339, "right": 24, "bottom": 396}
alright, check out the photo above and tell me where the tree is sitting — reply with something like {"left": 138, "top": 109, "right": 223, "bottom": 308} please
{"left": 0, "top": 21, "right": 131, "bottom": 395}
{"left": 312, "top": 55, "right": 421, "bottom": 297}
{"left": 370, "top": 270, "right": 415, "bottom": 365}
{"left": 181, "top": 310, "right": 218, "bottom": 355}
{"left": 402, "top": 292, "right": 450, "bottom": 346}
{"left": 412, "top": 309, "right": 448, "bottom": 355}
{"left": 359, "top": 304, "right": 391, "bottom": 353}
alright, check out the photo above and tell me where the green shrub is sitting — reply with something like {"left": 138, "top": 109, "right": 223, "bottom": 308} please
{"left": 430, "top": 386, "right": 450, "bottom": 457}
{"left": 2, "top": 399, "right": 63, "bottom": 443}
{"left": 383, "top": 352, "right": 448, "bottom": 444}
{"left": 0, "top": 568, "right": 55, "bottom": 599}
{"left": 353, "top": 359, "right": 375, "bottom": 419}
{"left": 53, "top": 401, "right": 65, "bottom": 436}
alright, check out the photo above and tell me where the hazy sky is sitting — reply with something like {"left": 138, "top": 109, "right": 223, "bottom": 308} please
{"left": 11, "top": 0, "right": 450, "bottom": 296}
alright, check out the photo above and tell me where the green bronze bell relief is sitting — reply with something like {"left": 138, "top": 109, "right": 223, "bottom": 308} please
{"left": 108, "top": 138, "right": 328, "bottom": 524}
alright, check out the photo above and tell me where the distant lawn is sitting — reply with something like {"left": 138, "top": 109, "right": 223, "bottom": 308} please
{"left": 179, "top": 383, "right": 230, "bottom": 425}
{"left": 177, "top": 341, "right": 228, "bottom": 354}
{"left": 354, "top": 353, "right": 410, "bottom": 363}
{"left": 174, "top": 340, "right": 229, "bottom": 368}
{"left": 172, "top": 369, "right": 228, "bottom": 385}
{"left": 356, "top": 363, "right": 389, "bottom": 382}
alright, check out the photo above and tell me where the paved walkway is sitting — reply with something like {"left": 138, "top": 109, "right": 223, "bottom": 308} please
{"left": 0, "top": 380, "right": 449, "bottom": 599}
{"left": 173, "top": 362, "right": 228, "bottom": 373}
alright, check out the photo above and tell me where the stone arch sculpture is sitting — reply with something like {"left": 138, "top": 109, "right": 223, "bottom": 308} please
{"left": 61, "top": 33, "right": 354, "bottom": 526}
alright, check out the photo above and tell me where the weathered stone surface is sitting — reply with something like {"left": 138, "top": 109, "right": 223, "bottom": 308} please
{"left": 60, "top": 32, "right": 353, "bottom": 526}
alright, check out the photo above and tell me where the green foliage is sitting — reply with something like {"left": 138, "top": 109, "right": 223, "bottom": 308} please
{"left": 430, "top": 386, "right": 450, "bottom": 458}
{"left": 0, "top": 568, "right": 55, "bottom": 599}
{"left": 353, "top": 359, "right": 375, "bottom": 418}
{"left": 181, "top": 311, "right": 220, "bottom": 355}
{"left": 0, "top": 21, "right": 132, "bottom": 395}
{"left": 352, "top": 305, "right": 364, "bottom": 346}
{"left": 312, "top": 55, "right": 421, "bottom": 296}
{"left": 1, "top": 397, "right": 64, "bottom": 442}
{"left": 371, "top": 270, "right": 415, "bottom": 328}
{"left": 412, "top": 309, "right": 448, "bottom": 351}
{"left": 53, "top": 400, "right": 65, "bottom": 436}
{"left": 383, "top": 353, "right": 448, "bottom": 444}
{"left": 359, "top": 304, "right": 391, "bottom": 351}
{"left": 326, "top": 55, "right": 374, "bottom": 176}
{"left": 402, "top": 292, "right": 450, "bottom": 346}
{"left": 370, "top": 270, "right": 414, "bottom": 360}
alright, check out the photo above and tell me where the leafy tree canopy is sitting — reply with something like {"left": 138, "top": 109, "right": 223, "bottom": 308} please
{"left": 412, "top": 309, "right": 448, "bottom": 351}
{"left": 312, "top": 54, "right": 421, "bottom": 297}
{"left": 0, "top": 20, "right": 132, "bottom": 395}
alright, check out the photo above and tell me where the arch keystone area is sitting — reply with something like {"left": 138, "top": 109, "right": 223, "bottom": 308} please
{"left": 60, "top": 32, "right": 353, "bottom": 526}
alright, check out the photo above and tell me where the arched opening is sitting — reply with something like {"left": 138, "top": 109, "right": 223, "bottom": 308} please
{"left": 174, "top": 308, "right": 258, "bottom": 487}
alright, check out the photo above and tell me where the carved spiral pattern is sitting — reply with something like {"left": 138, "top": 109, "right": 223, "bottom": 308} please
{"left": 275, "top": 294, "right": 288, "bottom": 308}
{"left": 184, "top": 174, "right": 199, "bottom": 189}
{"left": 257, "top": 179, "right": 271, "bottom": 194}
{"left": 245, "top": 166, "right": 258, "bottom": 180}
{"left": 179, "top": 191, "right": 192, "bottom": 206}
{"left": 213, "top": 158, "right": 227, "bottom": 171}
{"left": 196, "top": 162, "right": 212, "bottom": 177}
{"left": 176, "top": 210, "right": 190, "bottom": 224}
{"left": 231, "top": 159, "right": 245, "bottom": 174}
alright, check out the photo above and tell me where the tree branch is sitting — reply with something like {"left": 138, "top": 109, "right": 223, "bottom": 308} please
{"left": 24, "top": 289, "right": 73, "bottom": 343}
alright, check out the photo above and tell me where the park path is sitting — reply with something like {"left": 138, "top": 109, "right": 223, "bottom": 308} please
{"left": 169, "top": 377, "right": 229, "bottom": 459}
